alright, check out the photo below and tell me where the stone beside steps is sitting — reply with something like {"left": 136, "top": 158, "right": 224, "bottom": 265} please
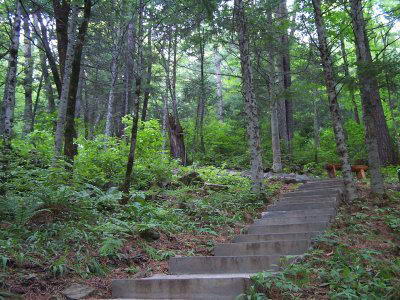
{"left": 112, "top": 179, "right": 343, "bottom": 299}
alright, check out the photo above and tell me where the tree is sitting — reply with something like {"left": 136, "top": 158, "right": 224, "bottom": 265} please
{"left": 311, "top": 0, "right": 356, "bottom": 201}
{"left": 1, "top": 0, "right": 22, "bottom": 146}
{"left": 234, "top": 0, "right": 264, "bottom": 193}
{"left": 348, "top": 0, "right": 397, "bottom": 166}
{"left": 348, "top": 0, "right": 385, "bottom": 193}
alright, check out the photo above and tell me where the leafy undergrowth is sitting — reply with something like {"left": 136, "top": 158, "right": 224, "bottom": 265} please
{"left": 0, "top": 162, "right": 291, "bottom": 299}
{"left": 243, "top": 183, "right": 400, "bottom": 299}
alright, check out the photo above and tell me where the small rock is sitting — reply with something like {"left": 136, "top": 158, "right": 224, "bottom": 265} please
{"left": 139, "top": 228, "right": 161, "bottom": 241}
{"left": 61, "top": 284, "right": 95, "bottom": 300}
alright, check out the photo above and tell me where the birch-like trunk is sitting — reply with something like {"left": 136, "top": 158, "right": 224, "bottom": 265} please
{"left": 162, "top": 95, "right": 168, "bottom": 151}
{"left": 105, "top": 48, "right": 119, "bottom": 136}
{"left": 2, "top": 0, "right": 22, "bottom": 145}
{"left": 349, "top": 0, "right": 385, "bottom": 193}
{"left": 349, "top": 0, "right": 396, "bottom": 166}
{"left": 141, "top": 26, "right": 152, "bottom": 122}
{"left": 195, "top": 33, "right": 206, "bottom": 153}
{"left": 214, "top": 47, "right": 224, "bottom": 121}
{"left": 54, "top": 6, "right": 78, "bottom": 156}
{"left": 234, "top": 0, "right": 264, "bottom": 193}
{"left": 271, "top": 99, "right": 282, "bottom": 172}
{"left": 312, "top": 0, "right": 356, "bottom": 201}
{"left": 23, "top": 11, "right": 34, "bottom": 135}
{"left": 313, "top": 98, "right": 320, "bottom": 163}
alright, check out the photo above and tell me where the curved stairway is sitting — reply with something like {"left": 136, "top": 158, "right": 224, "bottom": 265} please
{"left": 112, "top": 179, "right": 344, "bottom": 299}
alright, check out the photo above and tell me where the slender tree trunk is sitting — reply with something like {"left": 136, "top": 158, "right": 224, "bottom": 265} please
{"left": 105, "top": 48, "right": 119, "bottom": 136}
{"left": 340, "top": 38, "right": 360, "bottom": 124}
{"left": 75, "top": 67, "right": 84, "bottom": 118}
{"left": 141, "top": 26, "right": 152, "bottom": 122}
{"left": 54, "top": 5, "right": 78, "bottom": 156}
{"left": 271, "top": 99, "right": 282, "bottom": 172}
{"left": 195, "top": 33, "right": 206, "bottom": 153}
{"left": 162, "top": 94, "right": 168, "bottom": 150}
{"left": 52, "top": 0, "right": 70, "bottom": 80}
{"left": 214, "top": 46, "right": 224, "bottom": 121}
{"left": 312, "top": 0, "right": 357, "bottom": 201}
{"left": 32, "top": 75, "right": 44, "bottom": 129}
{"left": 23, "top": 11, "right": 34, "bottom": 135}
{"left": 234, "top": 0, "right": 264, "bottom": 193}
{"left": 314, "top": 98, "right": 320, "bottom": 163}
{"left": 1, "top": 0, "right": 22, "bottom": 146}
{"left": 277, "top": 0, "right": 293, "bottom": 153}
{"left": 122, "top": 0, "right": 144, "bottom": 199}
{"left": 36, "top": 12, "right": 62, "bottom": 97}
{"left": 349, "top": 0, "right": 397, "bottom": 166}
{"left": 63, "top": 0, "right": 92, "bottom": 161}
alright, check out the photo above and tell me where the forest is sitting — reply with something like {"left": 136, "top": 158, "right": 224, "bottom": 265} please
{"left": 0, "top": 0, "right": 399, "bottom": 298}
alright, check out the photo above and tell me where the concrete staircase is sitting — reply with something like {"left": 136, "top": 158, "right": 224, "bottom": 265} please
{"left": 112, "top": 179, "right": 343, "bottom": 299}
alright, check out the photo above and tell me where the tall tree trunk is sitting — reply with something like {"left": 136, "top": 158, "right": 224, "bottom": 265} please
{"left": 214, "top": 46, "right": 224, "bottom": 121}
{"left": 277, "top": 0, "right": 293, "bottom": 153}
{"left": 63, "top": 0, "right": 92, "bottom": 161}
{"left": 314, "top": 97, "right": 320, "bottom": 163}
{"left": 271, "top": 99, "right": 282, "bottom": 172}
{"left": 1, "top": 0, "right": 22, "bottom": 146}
{"left": 32, "top": 74, "right": 44, "bottom": 129}
{"left": 195, "top": 32, "right": 206, "bottom": 153}
{"left": 340, "top": 38, "right": 360, "bottom": 124}
{"left": 141, "top": 26, "right": 152, "bottom": 122}
{"left": 23, "top": 11, "right": 34, "bottom": 135}
{"left": 54, "top": 5, "right": 78, "bottom": 156}
{"left": 122, "top": 0, "right": 144, "bottom": 199}
{"left": 162, "top": 95, "right": 168, "bottom": 151}
{"left": 234, "top": 0, "right": 264, "bottom": 193}
{"left": 75, "top": 67, "right": 84, "bottom": 118}
{"left": 105, "top": 47, "right": 119, "bottom": 136}
{"left": 312, "top": 0, "right": 357, "bottom": 201}
{"left": 349, "top": 0, "right": 397, "bottom": 166}
{"left": 52, "top": 0, "right": 70, "bottom": 80}
{"left": 36, "top": 12, "right": 62, "bottom": 97}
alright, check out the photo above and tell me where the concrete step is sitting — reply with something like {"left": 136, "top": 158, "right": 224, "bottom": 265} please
{"left": 169, "top": 255, "right": 292, "bottom": 274}
{"left": 253, "top": 214, "right": 332, "bottom": 225}
{"left": 268, "top": 201, "right": 336, "bottom": 211}
{"left": 112, "top": 274, "right": 253, "bottom": 299}
{"left": 233, "top": 232, "right": 321, "bottom": 243}
{"left": 280, "top": 193, "right": 339, "bottom": 201}
{"left": 261, "top": 208, "right": 335, "bottom": 218}
{"left": 275, "top": 196, "right": 340, "bottom": 204}
{"left": 214, "top": 239, "right": 310, "bottom": 256}
{"left": 297, "top": 182, "right": 344, "bottom": 190}
{"left": 283, "top": 188, "right": 341, "bottom": 198}
{"left": 246, "top": 222, "right": 329, "bottom": 234}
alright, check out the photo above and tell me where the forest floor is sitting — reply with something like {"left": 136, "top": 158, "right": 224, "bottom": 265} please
{"left": 2, "top": 173, "right": 399, "bottom": 299}
{"left": 1, "top": 167, "right": 294, "bottom": 299}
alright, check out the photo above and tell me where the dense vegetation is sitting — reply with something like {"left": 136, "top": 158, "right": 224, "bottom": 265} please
{"left": 0, "top": 0, "right": 399, "bottom": 297}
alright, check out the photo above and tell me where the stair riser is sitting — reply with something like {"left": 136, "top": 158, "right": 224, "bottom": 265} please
{"left": 112, "top": 277, "right": 251, "bottom": 299}
{"left": 214, "top": 240, "right": 310, "bottom": 256}
{"left": 283, "top": 190, "right": 341, "bottom": 198}
{"left": 169, "top": 256, "right": 289, "bottom": 274}
{"left": 262, "top": 208, "right": 335, "bottom": 218}
{"left": 297, "top": 183, "right": 343, "bottom": 190}
{"left": 278, "top": 197, "right": 338, "bottom": 205}
{"left": 253, "top": 215, "right": 332, "bottom": 225}
{"left": 269, "top": 202, "right": 337, "bottom": 211}
{"left": 233, "top": 232, "right": 321, "bottom": 243}
{"left": 246, "top": 222, "right": 328, "bottom": 234}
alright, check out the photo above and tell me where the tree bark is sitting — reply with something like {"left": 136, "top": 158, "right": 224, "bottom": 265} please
{"left": 312, "top": 0, "right": 357, "bottom": 201}
{"left": 121, "top": 0, "right": 145, "bottom": 199}
{"left": 195, "top": 31, "right": 206, "bottom": 153}
{"left": 54, "top": 5, "right": 78, "bottom": 156}
{"left": 52, "top": 0, "right": 70, "bottom": 80}
{"left": 314, "top": 97, "right": 320, "bottom": 163}
{"left": 105, "top": 42, "right": 120, "bottom": 136}
{"left": 63, "top": 0, "right": 92, "bottom": 161}
{"left": 349, "top": 0, "right": 397, "bottom": 166}
{"left": 214, "top": 46, "right": 224, "bottom": 121}
{"left": 340, "top": 38, "right": 360, "bottom": 124}
{"left": 277, "top": 0, "right": 293, "bottom": 152}
{"left": 234, "top": 0, "right": 264, "bottom": 193}
{"left": 1, "top": 0, "right": 22, "bottom": 146}
{"left": 23, "top": 11, "right": 34, "bottom": 135}
{"left": 36, "top": 12, "right": 62, "bottom": 97}
{"left": 141, "top": 26, "right": 152, "bottom": 122}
